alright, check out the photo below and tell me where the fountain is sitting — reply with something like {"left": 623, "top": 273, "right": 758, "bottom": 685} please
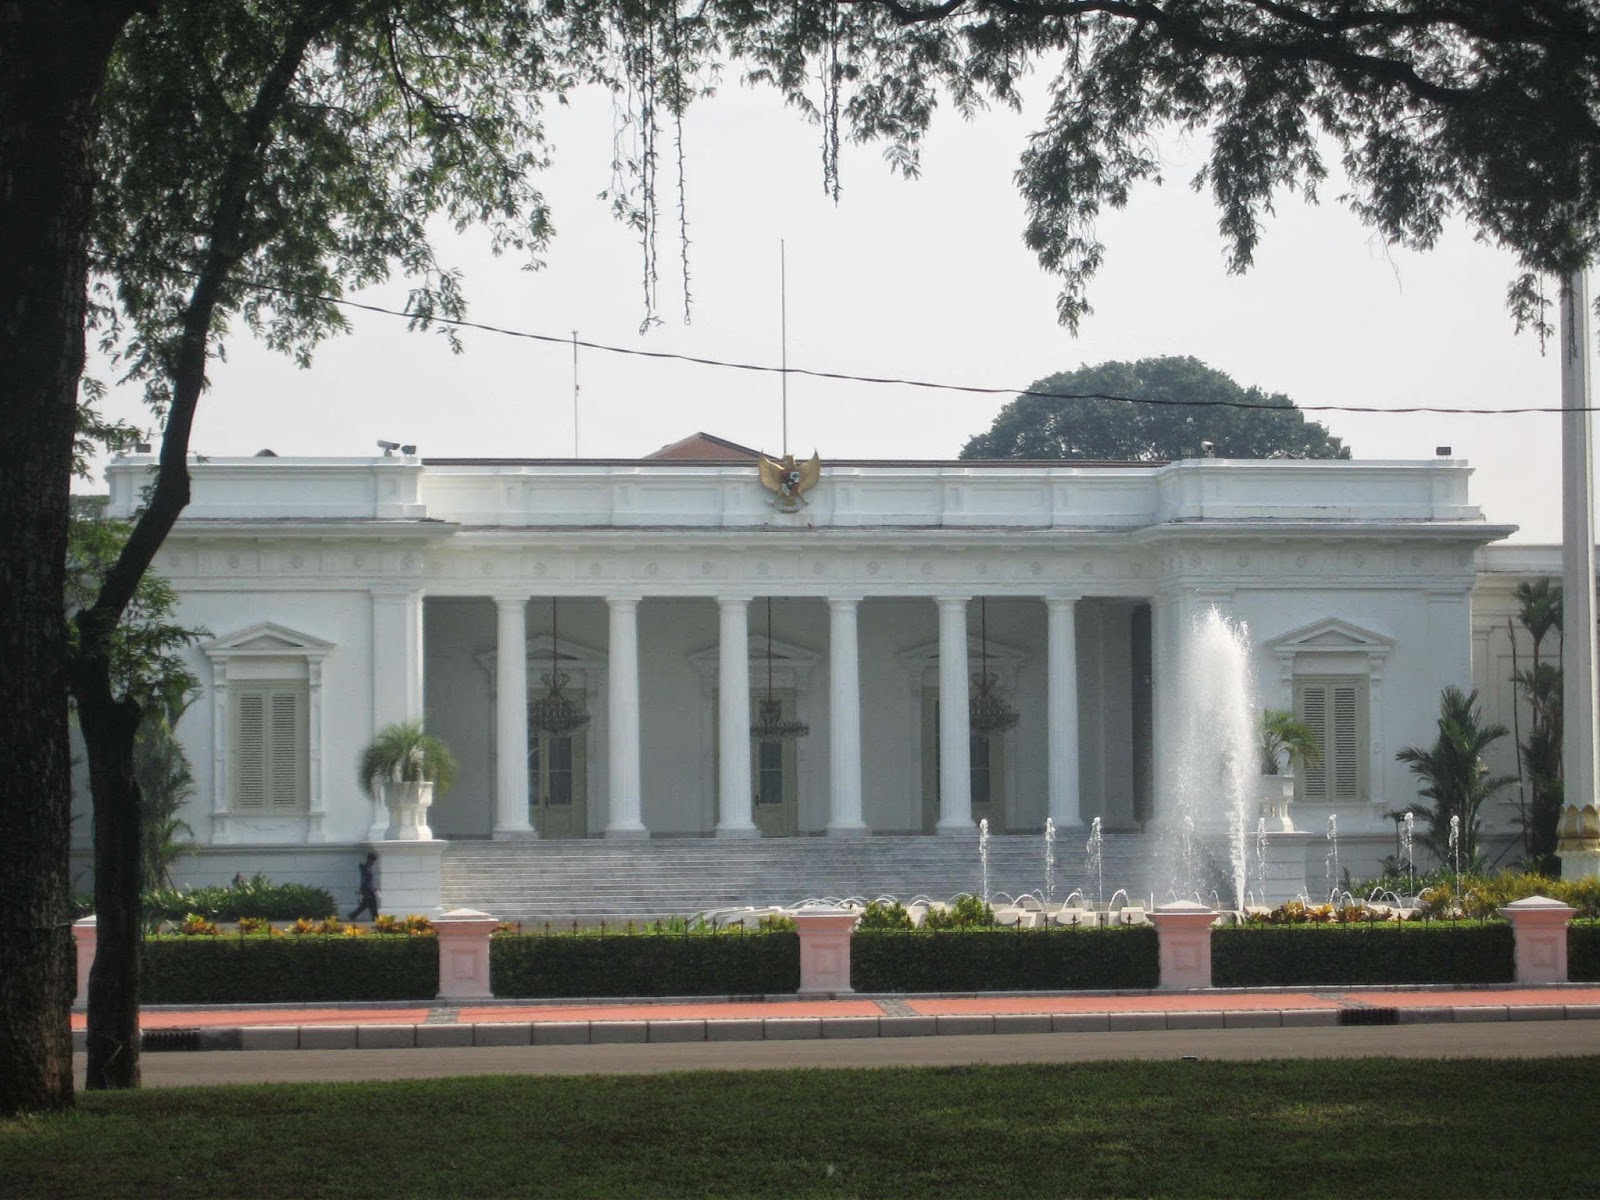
{"left": 1325, "top": 814, "right": 1340, "bottom": 903}
{"left": 1402, "top": 811, "right": 1416, "bottom": 899}
{"left": 978, "top": 817, "right": 990, "bottom": 905}
{"left": 1044, "top": 817, "right": 1056, "bottom": 906}
{"left": 1086, "top": 816, "right": 1104, "bottom": 910}
{"left": 1449, "top": 814, "right": 1462, "bottom": 899}
{"left": 1167, "top": 607, "right": 1314, "bottom": 910}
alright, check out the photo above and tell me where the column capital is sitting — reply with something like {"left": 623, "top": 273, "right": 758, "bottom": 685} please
{"left": 827, "top": 595, "right": 864, "bottom": 609}
{"left": 934, "top": 595, "right": 972, "bottom": 611}
{"left": 606, "top": 594, "right": 643, "bottom": 610}
{"left": 1044, "top": 594, "right": 1083, "bottom": 610}
{"left": 716, "top": 594, "right": 754, "bottom": 609}
{"left": 492, "top": 592, "right": 528, "bottom": 610}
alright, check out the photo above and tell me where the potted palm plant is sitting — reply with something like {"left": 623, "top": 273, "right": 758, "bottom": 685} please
{"left": 358, "top": 720, "right": 458, "bottom": 841}
{"left": 1258, "top": 708, "right": 1321, "bottom": 831}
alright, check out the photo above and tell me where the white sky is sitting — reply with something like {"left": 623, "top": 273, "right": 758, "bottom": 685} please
{"left": 85, "top": 76, "right": 1589, "bottom": 543}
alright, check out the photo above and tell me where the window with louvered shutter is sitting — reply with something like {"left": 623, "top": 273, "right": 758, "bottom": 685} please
{"left": 1294, "top": 676, "right": 1367, "bottom": 803}
{"left": 231, "top": 683, "right": 308, "bottom": 812}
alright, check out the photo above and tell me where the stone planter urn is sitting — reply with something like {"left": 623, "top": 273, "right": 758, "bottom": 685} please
{"left": 382, "top": 779, "right": 435, "bottom": 841}
{"left": 1257, "top": 771, "right": 1296, "bottom": 833}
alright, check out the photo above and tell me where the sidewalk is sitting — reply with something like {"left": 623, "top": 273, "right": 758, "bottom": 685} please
{"left": 72, "top": 984, "right": 1600, "bottom": 1053}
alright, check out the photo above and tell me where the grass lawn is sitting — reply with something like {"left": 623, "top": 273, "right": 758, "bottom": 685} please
{"left": 2, "top": 1056, "right": 1590, "bottom": 1199}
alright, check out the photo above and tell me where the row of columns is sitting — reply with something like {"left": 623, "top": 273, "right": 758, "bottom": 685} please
{"left": 489, "top": 594, "right": 1095, "bottom": 839}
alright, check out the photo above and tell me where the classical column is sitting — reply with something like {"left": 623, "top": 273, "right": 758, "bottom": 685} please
{"left": 827, "top": 596, "right": 866, "bottom": 835}
{"left": 493, "top": 595, "right": 534, "bottom": 839}
{"left": 936, "top": 596, "right": 973, "bottom": 834}
{"left": 716, "top": 596, "right": 758, "bottom": 838}
{"left": 1046, "top": 596, "right": 1083, "bottom": 828}
{"left": 371, "top": 587, "right": 424, "bottom": 730}
{"left": 1149, "top": 593, "right": 1176, "bottom": 826}
{"left": 605, "top": 596, "right": 648, "bottom": 838}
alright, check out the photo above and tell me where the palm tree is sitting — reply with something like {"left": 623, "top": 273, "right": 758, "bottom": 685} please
{"left": 1510, "top": 579, "right": 1563, "bottom": 868}
{"left": 1396, "top": 687, "right": 1514, "bottom": 867}
{"left": 133, "top": 696, "right": 199, "bottom": 891}
{"left": 1259, "top": 709, "right": 1322, "bottom": 775}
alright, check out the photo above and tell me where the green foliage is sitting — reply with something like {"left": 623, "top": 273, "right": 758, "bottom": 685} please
{"left": 490, "top": 930, "right": 800, "bottom": 998}
{"left": 1396, "top": 687, "right": 1513, "bottom": 867}
{"left": 1412, "top": 872, "right": 1600, "bottom": 921}
{"left": 358, "top": 721, "right": 459, "bottom": 797}
{"left": 140, "top": 935, "right": 437, "bottom": 1004}
{"left": 1570, "top": 921, "right": 1600, "bottom": 983}
{"left": 920, "top": 894, "right": 996, "bottom": 929}
{"left": 143, "top": 873, "right": 337, "bottom": 924}
{"left": 7, "top": 1060, "right": 1600, "bottom": 1200}
{"left": 960, "top": 358, "right": 1347, "bottom": 463}
{"left": 133, "top": 694, "right": 199, "bottom": 891}
{"left": 855, "top": 900, "right": 915, "bottom": 931}
{"left": 1510, "top": 579, "right": 1564, "bottom": 869}
{"left": 1259, "top": 708, "right": 1322, "bottom": 776}
{"left": 852, "top": 927, "right": 1159, "bottom": 993}
{"left": 1212, "top": 923, "right": 1514, "bottom": 987}
{"left": 64, "top": 517, "right": 202, "bottom": 712}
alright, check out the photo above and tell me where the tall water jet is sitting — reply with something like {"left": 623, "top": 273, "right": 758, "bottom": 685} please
{"left": 1086, "top": 816, "right": 1104, "bottom": 909}
{"left": 1044, "top": 817, "right": 1056, "bottom": 905}
{"left": 979, "top": 817, "right": 990, "bottom": 905}
{"left": 1325, "top": 814, "right": 1340, "bottom": 902}
{"left": 1168, "top": 607, "right": 1256, "bottom": 911}
{"left": 1402, "top": 811, "right": 1416, "bottom": 898}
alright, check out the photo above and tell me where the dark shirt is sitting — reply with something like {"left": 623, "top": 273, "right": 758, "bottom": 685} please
{"left": 358, "top": 861, "right": 376, "bottom": 890}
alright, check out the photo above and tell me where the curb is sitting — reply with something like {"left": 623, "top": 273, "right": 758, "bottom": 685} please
{"left": 80, "top": 1002, "right": 1600, "bottom": 1054}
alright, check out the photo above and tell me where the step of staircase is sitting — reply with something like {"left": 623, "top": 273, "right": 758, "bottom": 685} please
{"left": 440, "top": 834, "right": 1157, "bottom": 920}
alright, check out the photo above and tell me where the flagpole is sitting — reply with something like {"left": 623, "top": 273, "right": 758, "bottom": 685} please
{"left": 1559, "top": 267, "right": 1600, "bottom": 877}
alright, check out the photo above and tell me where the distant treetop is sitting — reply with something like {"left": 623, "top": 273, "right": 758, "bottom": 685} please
{"left": 959, "top": 357, "right": 1349, "bottom": 463}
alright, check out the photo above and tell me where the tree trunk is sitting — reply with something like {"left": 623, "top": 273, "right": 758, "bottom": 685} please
{"left": 75, "top": 666, "right": 143, "bottom": 1090}
{"left": 0, "top": 1, "right": 141, "bottom": 1117}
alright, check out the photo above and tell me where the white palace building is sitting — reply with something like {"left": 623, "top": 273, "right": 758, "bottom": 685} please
{"left": 88, "top": 433, "right": 1573, "bottom": 916}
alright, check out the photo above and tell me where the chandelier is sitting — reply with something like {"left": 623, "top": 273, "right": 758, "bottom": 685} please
{"left": 528, "top": 598, "right": 590, "bottom": 737}
{"left": 750, "top": 597, "right": 809, "bottom": 742}
{"left": 968, "top": 598, "right": 1020, "bottom": 735}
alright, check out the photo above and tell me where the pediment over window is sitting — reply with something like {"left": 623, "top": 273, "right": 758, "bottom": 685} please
{"left": 688, "top": 636, "right": 820, "bottom": 682}
{"left": 897, "top": 636, "right": 1026, "bottom": 673}
{"left": 1264, "top": 617, "right": 1393, "bottom": 657}
{"left": 204, "top": 622, "right": 335, "bottom": 661}
{"left": 475, "top": 635, "right": 607, "bottom": 681}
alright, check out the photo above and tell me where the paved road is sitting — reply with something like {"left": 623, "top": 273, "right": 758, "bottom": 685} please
{"left": 103, "top": 1019, "right": 1600, "bottom": 1087}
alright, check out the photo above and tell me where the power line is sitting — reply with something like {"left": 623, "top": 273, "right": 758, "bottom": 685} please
{"left": 100, "top": 259, "right": 1595, "bottom": 415}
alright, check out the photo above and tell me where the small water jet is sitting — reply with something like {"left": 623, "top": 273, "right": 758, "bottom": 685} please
{"left": 1086, "top": 816, "right": 1104, "bottom": 910}
{"left": 1402, "top": 811, "right": 1416, "bottom": 899}
{"left": 1044, "top": 817, "right": 1056, "bottom": 905}
{"left": 1325, "top": 814, "right": 1340, "bottom": 903}
{"left": 978, "top": 817, "right": 990, "bottom": 905}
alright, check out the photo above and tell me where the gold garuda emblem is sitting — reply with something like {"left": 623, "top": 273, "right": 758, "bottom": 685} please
{"left": 758, "top": 450, "right": 822, "bottom": 512}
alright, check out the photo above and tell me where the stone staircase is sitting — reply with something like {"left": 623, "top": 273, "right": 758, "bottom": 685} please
{"left": 440, "top": 833, "right": 1156, "bottom": 922}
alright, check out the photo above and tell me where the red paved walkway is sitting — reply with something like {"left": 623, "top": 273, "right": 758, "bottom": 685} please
{"left": 72, "top": 985, "right": 1600, "bottom": 1032}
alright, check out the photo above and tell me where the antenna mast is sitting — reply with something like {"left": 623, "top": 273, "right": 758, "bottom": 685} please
{"left": 780, "top": 240, "right": 788, "bottom": 457}
{"left": 571, "top": 330, "right": 581, "bottom": 458}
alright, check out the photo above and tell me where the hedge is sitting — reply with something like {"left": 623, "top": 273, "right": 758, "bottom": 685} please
{"left": 1212, "top": 922, "right": 1515, "bottom": 987}
{"left": 140, "top": 935, "right": 438, "bottom": 1004}
{"left": 1570, "top": 921, "right": 1600, "bottom": 982}
{"left": 851, "top": 927, "right": 1160, "bottom": 993}
{"left": 490, "top": 930, "right": 800, "bottom": 998}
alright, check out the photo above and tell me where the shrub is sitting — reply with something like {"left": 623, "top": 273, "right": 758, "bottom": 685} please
{"left": 144, "top": 873, "right": 337, "bottom": 923}
{"left": 852, "top": 926, "right": 1159, "bottom": 992}
{"left": 140, "top": 934, "right": 437, "bottom": 1003}
{"left": 1212, "top": 922, "right": 1514, "bottom": 987}
{"left": 491, "top": 929, "right": 799, "bottom": 998}
{"left": 856, "top": 900, "right": 915, "bottom": 931}
{"left": 1570, "top": 921, "right": 1600, "bottom": 982}
{"left": 922, "top": 894, "right": 996, "bottom": 930}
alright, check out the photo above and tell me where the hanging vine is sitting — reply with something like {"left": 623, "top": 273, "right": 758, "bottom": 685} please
{"left": 821, "top": 1, "right": 842, "bottom": 203}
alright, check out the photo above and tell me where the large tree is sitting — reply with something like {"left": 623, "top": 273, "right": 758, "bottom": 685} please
{"left": 8, "top": 0, "right": 1600, "bottom": 1114}
{"left": 960, "top": 356, "right": 1348, "bottom": 461}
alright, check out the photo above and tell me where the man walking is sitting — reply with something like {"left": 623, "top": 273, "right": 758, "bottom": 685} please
{"left": 349, "top": 851, "right": 380, "bottom": 922}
